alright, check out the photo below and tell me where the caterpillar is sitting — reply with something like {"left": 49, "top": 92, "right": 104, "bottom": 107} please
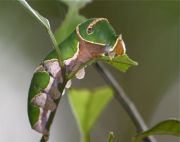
{"left": 28, "top": 18, "right": 126, "bottom": 135}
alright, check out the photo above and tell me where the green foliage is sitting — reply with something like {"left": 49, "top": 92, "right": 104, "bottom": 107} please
{"left": 17, "top": 0, "right": 50, "bottom": 29}
{"left": 107, "top": 132, "right": 115, "bottom": 142}
{"left": 18, "top": 0, "right": 64, "bottom": 67}
{"left": 68, "top": 87, "right": 113, "bottom": 134}
{"left": 61, "top": 0, "right": 91, "bottom": 9}
{"left": 55, "top": 0, "right": 90, "bottom": 43}
{"left": 132, "top": 119, "right": 180, "bottom": 142}
{"left": 101, "top": 54, "right": 138, "bottom": 72}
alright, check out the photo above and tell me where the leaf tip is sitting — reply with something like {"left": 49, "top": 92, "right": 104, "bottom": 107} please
{"left": 107, "top": 131, "right": 115, "bottom": 142}
{"left": 133, "top": 61, "right": 138, "bottom": 66}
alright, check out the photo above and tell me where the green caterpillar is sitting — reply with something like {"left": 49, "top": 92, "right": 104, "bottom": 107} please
{"left": 28, "top": 18, "right": 126, "bottom": 134}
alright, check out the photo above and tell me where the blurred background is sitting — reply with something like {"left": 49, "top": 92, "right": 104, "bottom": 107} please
{"left": 0, "top": 0, "right": 179, "bottom": 142}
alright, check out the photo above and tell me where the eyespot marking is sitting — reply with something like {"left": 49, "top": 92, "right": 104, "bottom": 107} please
{"left": 86, "top": 18, "right": 108, "bottom": 35}
{"left": 87, "top": 27, "right": 93, "bottom": 35}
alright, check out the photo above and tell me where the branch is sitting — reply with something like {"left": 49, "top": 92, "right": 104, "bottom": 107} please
{"left": 93, "top": 62, "right": 157, "bottom": 142}
{"left": 40, "top": 83, "right": 67, "bottom": 142}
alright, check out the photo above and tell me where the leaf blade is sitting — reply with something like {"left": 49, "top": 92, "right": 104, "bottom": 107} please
{"left": 101, "top": 54, "right": 138, "bottom": 72}
{"left": 17, "top": 0, "right": 50, "bottom": 29}
{"left": 132, "top": 119, "right": 180, "bottom": 142}
{"left": 68, "top": 87, "right": 113, "bottom": 134}
{"left": 55, "top": 0, "right": 91, "bottom": 43}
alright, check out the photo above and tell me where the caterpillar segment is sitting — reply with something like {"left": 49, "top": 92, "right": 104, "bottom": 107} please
{"left": 28, "top": 18, "right": 126, "bottom": 134}
{"left": 28, "top": 59, "right": 63, "bottom": 134}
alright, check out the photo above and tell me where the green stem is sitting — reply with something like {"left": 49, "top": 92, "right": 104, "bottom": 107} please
{"left": 40, "top": 82, "right": 67, "bottom": 142}
{"left": 107, "top": 132, "right": 115, "bottom": 142}
{"left": 17, "top": 0, "right": 65, "bottom": 69}
{"left": 81, "top": 133, "right": 90, "bottom": 142}
{"left": 47, "top": 29, "right": 64, "bottom": 68}
{"left": 94, "top": 62, "right": 157, "bottom": 142}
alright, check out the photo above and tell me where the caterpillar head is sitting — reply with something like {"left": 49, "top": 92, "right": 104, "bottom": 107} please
{"left": 76, "top": 18, "right": 126, "bottom": 57}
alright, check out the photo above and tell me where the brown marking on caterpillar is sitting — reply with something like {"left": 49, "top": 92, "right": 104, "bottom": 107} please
{"left": 108, "top": 35, "right": 126, "bottom": 58}
{"left": 44, "top": 96, "right": 56, "bottom": 111}
{"left": 75, "top": 39, "right": 105, "bottom": 67}
{"left": 31, "top": 93, "right": 56, "bottom": 111}
{"left": 64, "top": 42, "right": 80, "bottom": 66}
{"left": 32, "top": 59, "right": 62, "bottom": 110}
{"left": 114, "top": 39, "right": 126, "bottom": 55}
{"left": 65, "top": 34, "right": 106, "bottom": 74}
{"left": 48, "top": 85, "right": 61, "bottom": 100}
{"left": 47, "top": 75, "right": 61, "bottom": 100}
{"left": 33, "top": 109, "right": 50, "bottom": 134}
{"left": 86, "top": 18, "right": 109, "bottom": 35}
{"left": 35, "top": 59, "right": 63, "bottom": 84}
{"left": 31, "top": 93, "right": 47, "bottom": 108}
{"left": 43, "top": 59, "right": 63, "bottom": 83}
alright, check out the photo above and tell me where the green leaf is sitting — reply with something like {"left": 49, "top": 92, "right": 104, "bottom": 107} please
{"left": 68, "top": 87, "right": 113, "bottom": 134}
{"left": 17, "top": 0, "right": 50, "bottom": 29}
{"left": 18, "top": 0, "right": 64, "bottom": 66}
{"left": 101, "top": 54, "right": 138, "bottom": 72}
{"left": 61, "top": 0, "right": 91, "bottom": 10}
{"left": 132, "top": 119, "right": 180, "bottom": 142}
{"left": 55, "top": 0, "right": 91, "bottom": 43}
{"left": 107, "top": 132, "right": 115, "bottom": 142}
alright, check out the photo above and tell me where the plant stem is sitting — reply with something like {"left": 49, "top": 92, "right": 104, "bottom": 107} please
{"left": 17, "top": 0, "right": 65, "bottom": 69}
{"left": 107, "top": 132, "right": 115, "bottom": 142}
{"left": 81, "top": 133, "right": 90, "bottom": 142}
{"left": 93, "top": 62, "right": 157, "bottom": 142}
{"left": 40, "top": 83, "right": 67, "bottom": 142}
{"left": 47, "top": 29, "right": 64, "bottom": 68}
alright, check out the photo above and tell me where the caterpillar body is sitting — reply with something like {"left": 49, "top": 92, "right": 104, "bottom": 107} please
{"left": 28, "top": 18, "right": 126, "bottom": 134}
